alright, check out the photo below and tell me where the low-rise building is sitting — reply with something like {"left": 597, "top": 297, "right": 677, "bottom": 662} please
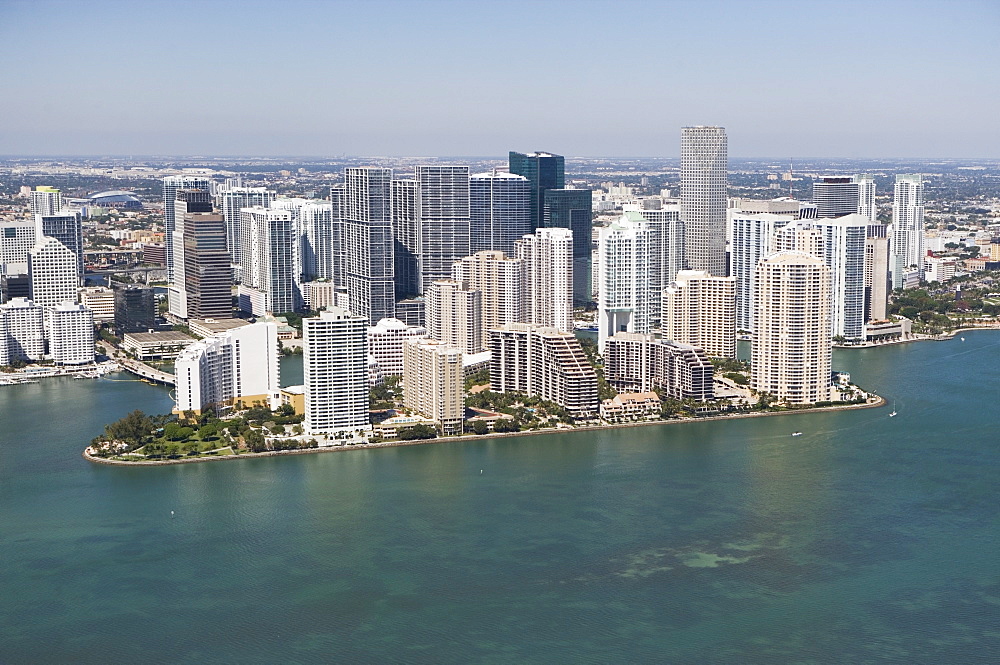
{"left": 78, "top": 287, "right": 115, "bottom": 322}
{"left": 188, "top": 317, "right": 249, "bottom": 339}
{"left": 122, "top": 330, "right": 197, "bottom": 360}
{"left": 600, "top": 391, "right": 661, "bottom": 420}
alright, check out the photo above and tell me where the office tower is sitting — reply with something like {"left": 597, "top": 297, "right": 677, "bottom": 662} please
{"left": 855, "top": 174, "right": 877, "bottom": 222}
{"left": 174, "top": 322, "right": 280, "bottom": 415}
{"left": 728, "top": 211, "right": 794, "bottom": 332}
{"left": 812, "top": 177, "right": 859, "bottom": 218}
{"left": 0, "top": 297, "right": 45, "bottom": 363}
{"left": 345, "top": 167, "right": 395, "bottom": 324}
{"left": 469, "top": 170, "right": 531, "bottom": 255}
{"left": 451, "top": 251, "right": 522, "bottom": 340}
{"left": 167, "top": 189, "right": 213, "bottom": 319}
{"left": 865, "top": 233, "right": 890, "bottom": 322}
{"left": 237, "top": 207, "right": 296, "bottom": 316}
{"left": 30, "top": 186, "right": 63, "bottom": 216}
{"left": 596, "top": 214, "right": 651, "bottom": 352}
{"left": 163, "top": 175, "right": 211, "bottom": 284}
{"left": 891, "top": 174, "right": 925, "bottom": 287}
{"left": 542, "top": 188, "right": 592, "bottom": 303}
{"left": 299, "top": 201, "right": 340, "bottom": 285}
{"left": 303, "top": 306, "right": 370, "bottom": 435}
{"left": 1, "top": 274, "right": 30, "bottom": 303}
{"left": 662, "top": 270, "right": 736, "bottom": 358}
{"left": 680, "top": 126, "right": 727, "bottom": 275}
{"left": 0, "top": 220, "right": 36, "bottom": 277}
{"left": 78, "top": 286, "right": 115, "bottom": 322}
{"left": 394, "top": 297, "right": 425, "bottom": 327}
{"left": 752, "top": 251, "right": 832, "bottom": 405}
{"left": 413, "top": 165, "right": 471, "bottom": 293}
{"left": 391, "top": 178, "right": 419, "bottom": 298}
{"left": 218, "top": 185, "right": 273, "bottom": 272}
{"left": 402, "top": 338, "right": 465, "bottom": 435}
{"left": 630, "top": 205, "right": 685, "bottom": 314}
{"left": 368, "top": 317, "right": 428, "bottom": 376}
{"left": 603, "top": 332, "right": 714, "bottom": 401}
{"left": 508, "top": 151, "right": 565, "bottom": 230}
{"left": 28, "top": 236, "right": 78, "bottom": 309}
{"left": 489, "top": 323, "right": 598, "bottom": 418}
{"left": 183, "top": 211, "right": 232, "bottom": 320}
{"left": 48, "top": 302, "right": 95, "bottom": 365}
{"left": 515, "top": 228, "right": 573, "bottom": 333}
{"left": 35, "top": 212, "right": 83, "bottom": 279}
{"left": 114, "top": 285, "right": 156, "bottom": 334}
{"left": 425, "top": 279, "right": 483, "bottom": 354}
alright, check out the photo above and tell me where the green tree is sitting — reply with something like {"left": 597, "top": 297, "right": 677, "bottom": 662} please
{"left": 104, "top": 410, "right": 153, "bottom": 448}
{"left": 397, "top": 424, "right": 438, "bottom": 440}
{"left": 471, "top": 420, "right": 489, "bottom": 435}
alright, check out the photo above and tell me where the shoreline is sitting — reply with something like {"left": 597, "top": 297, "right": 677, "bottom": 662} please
{"left": 834, "top": 324, "right": 1000, "bottom": 349}
{"left": 83, "top": 395, "right": 886, "bottom": 468}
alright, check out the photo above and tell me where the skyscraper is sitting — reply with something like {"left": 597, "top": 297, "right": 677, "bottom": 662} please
{"left": 168, "top": 189, "right": 213, "bottom": 319}
{"left": 0, "top": 220, "right": 36, "bottom": 278}
{"left": 298, "top": 201, "right": 339, "bottom": 284}
{"left": 451, "top": 250, "right": 523, "bottom": 340}
{"left": 469, "top": 170, "right": 531, "bottom": 256}
{"left": 28, "top": 236, "right": 78, "bottom": 309}
{"left": 728, "top": 210, "right": 794, "bottom": 332}
{"left": 183, "top": 211, "right": 232, "bottom": 320}
{"left": 48, "top": 302, "right": 95, "bottom": 365}
{"left": 812, "top": 177, "right": 860, "bottom": 219}
{"left": 35, "top": 212, "right": 83, "bottom": 280}
{"left": 631, "top": 204, "right": 685, "bottom": 319}
{"left": 662, "top": 269, "right": 736, "bottom": 358}
{"left": 303, "top": 306, "right": 370, "bottom": 436}
{"left": 597, "top": 214, "right": 651, "bottom": 352}
{"left": 345, "top": 167, "right": 395, "bottom": 324}
{"left": 391, "top": 178, "right": 419, "bottom": 298}
{"left": 114, "top": 285, "right": 156, "bottom": 334}
{"left": 542, "top": 188, "right": 592, "bottom": 303}
{"left": 891, "top": 174, "right": 925, "bottom": 287}
{"left": 854, "top": 174, "right": 877, "bottom": 222}
{"left": 163, "top": 175, "right": 211, "bottom": 285}
{"left": 515, "top": 228, "right": 573, "bottom": 333}
{"left": 238, "top": 207, "right": 297, "bottom": 316}
{"left": 29, "top": 186, "right": 62, "bottom": 216}
{"left": 425, "top": 279, "right": 483, "bottom": 354}
{"left": 680, "top": 126, "right": 727, "bottom": 276}
{"left": 508, "top": 151, "right": 565, "bottom": 230}
{"left": 402, "top": 338, "right": 465, "bottom": 435}
{"left": 0, "top": 297, "right": 45, "bottom": 363}
{"left": 219, "top": 185, "right": 273, "bottom": 274}
{"left": 413, "top": 165, "right": 471, "bottom": 293}
{"left": 752, "top": 251, "right": 832, "bottom": 405}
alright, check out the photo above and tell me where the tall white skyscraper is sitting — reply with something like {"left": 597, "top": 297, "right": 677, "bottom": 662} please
{"left": 469, "top": 170, "right": 531, "bottom": 256}
{"left": 752, "top": 251, "right": 832, "bottom": 406}
{"left": 0, "top": 297, "right": 46, "bottom": 363}
{"left": 163, "top": 175, "right": 211, "bottom": 284}
{"left": 728, "top": 210, "right": 794, "bottom": 332}
{"left": 29, "top": 187, "right": 62, "bottom": 216}
{"left": 629, "top": 205, "right": 685, "bottom": 313}
{"left": 597, "top": 214, "right": 651, "bottom": 352}
{"left": 48, "top": 302, "right": 95, "bottom": 365}
{"left": 219, "top": 185, "right": 273, "bottom": 272}
{"left": 303, "top": 307, "right": 370, "bottom": 436}
{"left": 345, "top": 167, "right": 395, "bottom": 324}
{"left": 662, "top": 269, "right": 736, "bottom": 358}
{"left": 35, "top": 212, "right": 83, "bottom": 280}
{"left": 298, "top": 202, "right": 338, "bottom": 283}
{"left": 515, "top": 228, "right": 573, "bottom": 333}
{"left": 891, "top": 174, "right": 925, "bottom": 288}
{"left": 680, "top": 126, "right": 727, "bottom": 276}
{"left": 414, "top": 165, "right": 471, "bottom": 293}
{"left": 854, "top": 174, "right": 877, "bottom": 222}
{"left": 238, "top": 207, "right": 297, "bottom": 315}
{"left": 28, "top": 236, "right": 79, "bottom": 309}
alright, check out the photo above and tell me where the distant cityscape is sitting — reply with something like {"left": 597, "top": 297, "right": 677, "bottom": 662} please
{"left": 2, "top": 134, "right": 999, "bottom": 454}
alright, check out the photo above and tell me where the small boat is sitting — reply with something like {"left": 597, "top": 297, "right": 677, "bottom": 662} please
{"left": 791, "top": 432, "right": 803, "bottom": 437}
{"left": 889, "top": 411, "right": 897, "bottom": 417}
{"left": 960, "top": 337, "right": 965, "bottom": 341}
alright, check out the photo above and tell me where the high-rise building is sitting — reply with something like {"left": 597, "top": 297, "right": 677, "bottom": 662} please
{"left": 489, "top": 323, "right": 598, "bottom": 418}
{"left": 183, "top": 211, "right": 232, "bottom": 320}
{"left": 345, "top": 167, "right": 395, "bottom": 324}
{"left": 629, "top": 205, "right": 685, "bottom": 317}
{"left": 303, "top": 307, "right": 370, "bottom": 435}
{"left": 28, "top": 236, "right": 78, "bottom": 309}
{"left": 680, "top": 126, "right": 727, "bottom": 275}
{"left": 78, "top": 286, "right": 115, "bottom": 322}
{"left": 238, "top": 207, "right": 297, "bottom": 316}
{"left": 855, "top": 174, "right": 877, "bottom": 222}
{"left": 163, "top": 175, "right": 211, "bottom": 285}
{"left": 728, "top": 210, "right": 794, "bottom": 332}
{"left": 174, "top": 322, "right": 280, "bottom": 415}
{"left": 218, "top": 185, "right": 273, "bottom": 275}
{"left": 515, "top": 228, "right": 573, "bottom": 333}
{"left": 752, "top": 251, "right": 832, "bottom": 405}
{"left": 0, "top": 220, "right": 36, "bottom": 278}
{"left": 542, "top": 188, "right": 592, "bottom": 303}
{"left": 425, "top": 279, "right": 483, "bottom": 354}
{"left": 30, "top": 186, "right": 63, "bottom": 216}
{"left": 413, "top": 165, "right": 470, "bottom": 293}
{"left": 35, "top": 212, "right": 83, "bottom": 279}
{"left": 603, "top": 332, "right": 715, "bottom": 401}
{"left": 508, "top": 151, "right": 565, "bottom": 230}
{"left": 597, "top": 214, "right": 651, "bottom": 352}
{"left": 168, "top": 189, "right": 214, "bottom": 319}
{"left": 368, "top": 317, "right": 427, "bottom": 377}
{"left": 298, "top": 201, "right": 340, "bottom": 285}
{"left": 812, "top": 177, "right": 859, "bottom": 219}
{"left": 813, "top": 215, "right": 868, "bottom": 341}
{"left": 891, "top": 174, "right": 925, "bottom": 288}
{"left": 391, "top": 178, "right": 419, "bottom": 298}
{"left": 662, "top": 269, "right": 736, "bottom": 358}
{"left": 864, "top": 233, "right": 890, "bottom": 322}
{"left": 402, "top": 338, "right": 465, "bottom": 435}
{"left": 451, "top": 251, "right": 522, "bottom": 341}
{"left": 469, "top": 170, "right": 531, "bottom": 256}
{"left": 0, "top": 297, "right": 46, "bottom": 363}
{"left": 114, "top": 285, "right": 156, "bottom": 334}
{"left": 48, "top": 302, "right": 95, "bottom": 365}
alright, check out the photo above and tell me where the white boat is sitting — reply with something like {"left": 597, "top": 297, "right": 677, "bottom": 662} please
{"left": 961, "top": 337, "right": 965, "bottom": 341}
{"left": 791, "top": 432, "right": 803, "bottom": 437}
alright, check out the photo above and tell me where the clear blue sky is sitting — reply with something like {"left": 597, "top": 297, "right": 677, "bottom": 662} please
{"left": 1, "top": 0, "right": 997, "bottom": 158}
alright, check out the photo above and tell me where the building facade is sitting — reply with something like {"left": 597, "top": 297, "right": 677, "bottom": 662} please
{"left": 425, "top": 279, "right": 483, "bottom": 354}
{"left": 49, "top": 302, "right": 95, "bottom": 365}
{"left": 368, "top": 317, "right": 428, "bottom": 377}
{"left": 345, "top": 167, "right": 396, "bottom": 324}
{"left": 603, "top": 332, "right": 715, "bottom": 401}
{"left": 597, "top": 214, "right": 651, "bottom": 351}
{"left": 469, "top": 170, "right": 531, "bottom": 256}
{"left": 0, "top": 297, "right": 45, "bottom": 363}
{"left": 891, "top": 174, "right": 925, "bottom": 287}
{"left": 515, "top": 228, "right": 573, "bottom": 333}
{"left": 414, "top": 165, "right": 471, "bottom": 293}
{"left": 28, "top": 236, "right": 78, "bottom": 310}
{"left": 680, "top": 126, "right": 727, "bottom": 276}
{"left": 662, "top": 270, "right": 736, "bottom": 358}
{"left": 303, "top": 307, "right": 370, "bottom": 435}
{"left": 508, "top": 151, "right": 565, "bottom": 231}
{"left": 451, "top": 250, "right": 522, "bottom": 341}
{"left": 402, "top": 338, "right": 465, "bottom": 435}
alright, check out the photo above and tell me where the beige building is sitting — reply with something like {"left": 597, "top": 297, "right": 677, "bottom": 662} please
{"left": 451, "top": 250, "right": 522, "bottom": 340}
{"left": 752, "top": 251, "right": 832, "bottom": 405}
{"left": 402, "top": 338, "right": 465, "bottom": 435}
{"left": 662, "top": 270, "right": 736, "bottom": 358}
{"left": 78, "top": 286, "right": 115, "bottom": 322}
{"left": 425, "top": 279, "right": 483, "bottom": 354}
{"left": 602, "top": 332, "right": 715, "bottom": 401}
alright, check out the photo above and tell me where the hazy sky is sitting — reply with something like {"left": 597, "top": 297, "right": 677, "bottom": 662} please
{"left": 1, "top": 0, "right": 997, "bottom": 158}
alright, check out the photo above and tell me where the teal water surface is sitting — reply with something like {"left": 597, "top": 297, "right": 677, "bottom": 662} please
{"left": 1, "top": 337, "right": 998, "bottom": 663}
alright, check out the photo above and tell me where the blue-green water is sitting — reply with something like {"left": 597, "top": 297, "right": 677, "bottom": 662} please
{"left": 2, "top": 336, "right": 998, "bottom": 663}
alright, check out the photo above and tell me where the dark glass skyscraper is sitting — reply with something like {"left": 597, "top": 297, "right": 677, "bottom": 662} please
{"left": 543, "top": 189, "right": 593, "bottom": 304}
{"left": 508, "top": 151, "right": 565, "bottom": 231}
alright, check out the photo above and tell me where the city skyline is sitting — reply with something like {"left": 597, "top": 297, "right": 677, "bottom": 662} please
{"left": 1, "top": 0, "right": 997, "bottom": 158}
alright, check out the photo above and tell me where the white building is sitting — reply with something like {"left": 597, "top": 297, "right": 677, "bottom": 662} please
{"left": 0, "top": 220, "right": 36, "bottom": 277}
{"left": 515, "top": 228, "right": 573, "bottom": 333}
{"left": 597, "top": 214, "right": 651, "bottom": 352}
{"left": 855, "top": 174, "right": 877, "bottom": 222}
{"left": 752, "top": 252, "right": 832, "bottom": 405}
{"left": 402, "top": 338, "right": 465, "bottom": 435}
{"left": 627, "top": 205, "right": 685, "bottom": 314}
{"left": 238, "top": 207, "right": 297, "bottom": 315}
{"left": 28, "top": 236, "right": 79, "bottom": 310}
{"left": 891, "top": 174, "right": 925, "bottom": 287}
{"left": 662, "top": 269, "right": 736, "bottom": 358}
{"left": 298, "top": 201, "right": 341, "bottom": 285}
{"left": 924, "top": 255, "right": 958, "bottom": 284}
{"left": 218, "top": 185, "right": 273, "bottom": 276}
{"left": 30, "top": 187, "right": 63, "bottom": 216}
{"left": 0, "top": 297, "right": 45, "bottom": 363}
{"left": 728, "top": 210, "right": 795, "bottom": 332}
{"left": 368, "top": 317, "right": 427, "bottom": 376}
{"left": 174, "top": 322, "right": 280, "bottom": 415}
{"left": 48, "top": 302, "right": 95, "bottom": 365}
{"left": 35, "top": 212, "right": 83, "bottom": 280}
{"left": 680, "top": 125, "right": 727, "bottom": 276}
{"left": 303, "top": 307, "right": 370, "bottom": 435}
{"left": 425, "top": 279, "right": 483, "bottom": 354}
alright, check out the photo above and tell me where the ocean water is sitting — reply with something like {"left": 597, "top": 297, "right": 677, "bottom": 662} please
{"left": 1, "top": 335, "right": 998, "bottom": 663}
